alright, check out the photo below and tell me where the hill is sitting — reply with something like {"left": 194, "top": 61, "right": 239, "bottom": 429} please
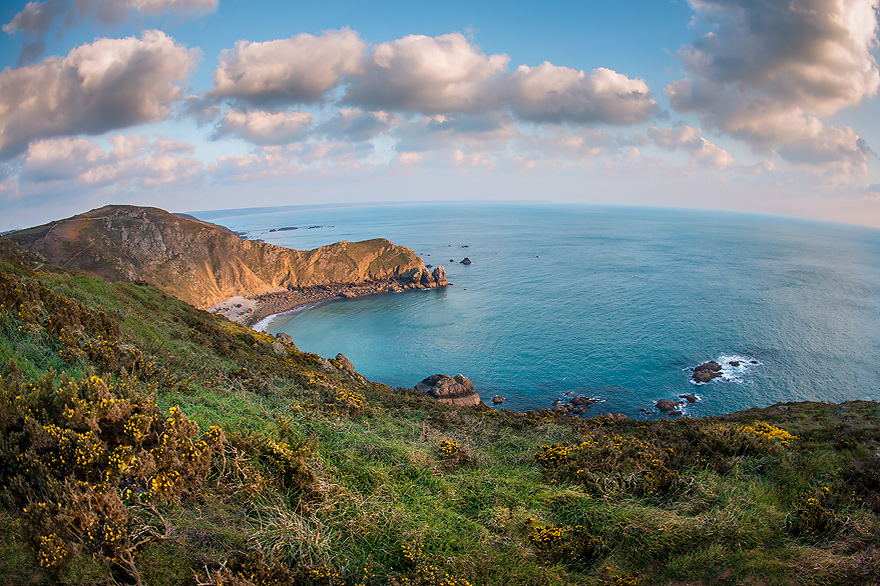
{"left": 1, "top": 236, "right": 879, "bottom": 585}
{"left": 7, "top": 205, "right": 435, "bottom": 314}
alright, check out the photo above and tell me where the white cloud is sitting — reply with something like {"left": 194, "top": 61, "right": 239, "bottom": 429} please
{"left": 648, "top": 125, "right": 734, "bottom": 169}
{"left": 666, "top": 0, "right": 880, "bottom": 169}
{"left": 343, "top": 33, "right": 509, "bottom": 113}
{"left": 397, "top": 151, "right": 424, "bottom": 165}
{"left": 20, "top": 134, "right": 202, "bottom": 187}
{"left": 209, "top": 29, "right": 366, "bottom": 107}
{"left": 0, "top": 30, "right": 198, "bottom": 160}
{"left": 214, "top": 110, "right": 313, "bottom": 145}
{"left": 4, "top": 0, "right": 216, "bottom": 64}
{"left": 510, "top": 63, "right": 659, "bottom": 124}
{"left": 451, "top": 148, "right": 494, "bottom": 168}
{"left": 647, "top": 125, "right": 703, "bottom": 150}
{"left": 693, "top": 138, "right": 734, "bottom": 169}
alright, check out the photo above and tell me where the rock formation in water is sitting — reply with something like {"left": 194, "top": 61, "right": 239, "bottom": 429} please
{"left": 9, "top": 205, "right": 442, "bottom": 310}
{"left": 692, "top": 361, "right": 723, "bottom": 383}
{"left": 414, "top": 374, "right": 481, "bottom": 407}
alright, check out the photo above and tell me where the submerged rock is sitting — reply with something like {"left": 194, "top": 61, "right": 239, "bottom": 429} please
{"left": 415, "top": 374, "right": 481, "bottom": 407}
{"left": 678, "top": 394, "right": 698, "bottom": 403}
{"left": 570, "top": 396, "right": 600, "bottom": 406}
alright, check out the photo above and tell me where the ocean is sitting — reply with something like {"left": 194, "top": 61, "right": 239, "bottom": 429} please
{"left": 196, "top": 202, "right": 880, "bottom": 418}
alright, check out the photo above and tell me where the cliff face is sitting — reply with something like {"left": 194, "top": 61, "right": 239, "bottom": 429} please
{"left": 9, "top": 205, "right": 431, "bottom": 308}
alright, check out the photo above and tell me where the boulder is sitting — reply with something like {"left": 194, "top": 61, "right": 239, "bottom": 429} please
{"left": 335, "top": 353, "right": 355, "bottom": 372}
{"left": 678, "top": 394, "right": 698, "bottom": 403}
{"left": 432, "top": 266, "right": 448, "bottom": 286}
{"left": 655, "top": 399, "right": 682, "bottom": 412}
{"left": 414, "top": 374, "right": 481, "bottom": 407}
{"left": 274, "top": 332, "right": 298, "bottom": 352}
{"left": 317, "top": 356, "right": 339, "bottom": 374}
{"left": 492, "top": 395, "right": 505, "bottom": 404}
{"left": 728, "top": 360, "right": 740, "bottom": 367}
{"left": 692, "top": 361, "right": 723, "bottom": 383}
{"left": 460, "top": 257, "right": 472, "bottom": 265}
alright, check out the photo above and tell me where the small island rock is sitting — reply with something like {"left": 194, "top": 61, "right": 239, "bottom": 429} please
{"left": 493, "top": 395, "right": 505, "bottom": 404}
{"left": 655, "top": 399, "right": 683, "bottom": 412}
{"left": 692, "top": 361, "right": 723, "bottom": 383}
{"left": 460, "top": 257, "right": 472, "bottom": 265}
{"left": 415, "top": 374, "right": 481, "bottom": 407}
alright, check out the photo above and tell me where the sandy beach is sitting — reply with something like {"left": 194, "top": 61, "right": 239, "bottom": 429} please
{"left": 210, "top": 277, "right": 441, "bottom": 329}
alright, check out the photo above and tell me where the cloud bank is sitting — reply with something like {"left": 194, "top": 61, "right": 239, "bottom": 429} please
{"left": 0, "top": 30, "right": 198, "bottom": 160}
{"left": 207, "top": 30, "right": 659, "bottom": 129}
{"left": 666, "top": 0, "right": 880, "bottom": 171}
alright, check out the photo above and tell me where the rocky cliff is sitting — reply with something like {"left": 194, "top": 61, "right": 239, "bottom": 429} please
{"left": 8, "top": 205, "right": 444, "bottom": 309}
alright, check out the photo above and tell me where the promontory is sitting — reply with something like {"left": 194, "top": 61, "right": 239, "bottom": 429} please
{"left": 8, "top": 204, "right": 448, "bottom": 325}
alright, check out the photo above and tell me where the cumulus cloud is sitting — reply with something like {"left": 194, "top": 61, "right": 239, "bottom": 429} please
{"left": 648, "top": 125, "right": 734, "bottom": 169}
{"left": 510, "top": 63, "right": 659, "bottom": 124}
{"left": 0, "top": 30, "right": 198, "bottom": 160}
{"left": 666, "top": 0, "right": 880, "bottom": 168}
{"left": 209, "top": 29, "right": 366, "bottom": 107}
{"left": 4, "top": 0, "right": 216, "bottom": 64}
{"left": 207, "top": 31, "right": 660, "bottom": 133}
{"left": 213, "top": 110, "right": 313, "bottom": 144}
{"left": 343, "top": 33, "right": 509, "bottom": 113}
{"left": 20, "top": 133, "right": 201, "bottom": 187}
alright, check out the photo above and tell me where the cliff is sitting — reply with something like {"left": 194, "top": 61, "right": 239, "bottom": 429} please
{"left": 8, "top": 204, "right": 444, "bottom": 310}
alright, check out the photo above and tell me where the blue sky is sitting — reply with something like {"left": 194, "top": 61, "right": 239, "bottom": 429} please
{"left": 2, "top": 0, "right": 880, "bottom": 230}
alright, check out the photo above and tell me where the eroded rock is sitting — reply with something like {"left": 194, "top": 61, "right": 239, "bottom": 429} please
{"left": 415, "top": 374, "right": 481, "bottom": 407}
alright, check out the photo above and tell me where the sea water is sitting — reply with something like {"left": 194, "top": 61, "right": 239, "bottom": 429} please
{"left": 194, "top": 202, "right": 880, "bottom": 417}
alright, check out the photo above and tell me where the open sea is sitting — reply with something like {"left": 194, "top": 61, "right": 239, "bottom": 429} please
{"left": 195, "top": 202, "right": 880, "bottom": 418}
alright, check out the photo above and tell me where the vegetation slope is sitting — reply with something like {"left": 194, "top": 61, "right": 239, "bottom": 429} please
{"left": 1, "top": 236, "right": 879, "bottom": 586}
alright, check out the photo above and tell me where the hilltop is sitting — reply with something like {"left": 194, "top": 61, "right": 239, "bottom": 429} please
{"left": 1, "top": 234, "right": 880, "bottom": 586}
{"left": 7, "top": 205, "right": 443, "bottom": 320}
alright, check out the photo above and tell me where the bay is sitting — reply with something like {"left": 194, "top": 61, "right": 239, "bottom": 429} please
{"left": 202, "top": 202, "right": 880, "bottom": 417}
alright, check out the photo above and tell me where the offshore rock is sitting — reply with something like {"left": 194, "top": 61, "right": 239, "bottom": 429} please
{"left": 415, "top": 374, "right": 481, "bottom": 407}
{"left": 460, "top": 257, "right": 472, "bottom": 265}
{"left": 432, "top": 266, "right": 448, "bottom": 286}
{"left": 692, "top": 361, "right": 723, "bottom": 383}
{"left": 655, "top": 399, "right": 683, "bottom": 412}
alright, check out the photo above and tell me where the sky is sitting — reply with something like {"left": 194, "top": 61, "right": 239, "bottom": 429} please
{"left": 2, "top": 0, "right": 880, "bottom": 230}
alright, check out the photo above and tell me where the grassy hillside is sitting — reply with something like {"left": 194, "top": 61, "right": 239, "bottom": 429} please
{"left": 1, "top": 236, "right": 879, "bottom": 586}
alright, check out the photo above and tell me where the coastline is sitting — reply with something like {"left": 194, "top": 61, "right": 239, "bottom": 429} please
{"left": 211, "top": 277, "right": 449, "bottom": 330}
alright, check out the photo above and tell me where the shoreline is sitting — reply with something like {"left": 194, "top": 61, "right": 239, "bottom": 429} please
{"left": 210, "top": 277, "right": 449, "bottom": 330}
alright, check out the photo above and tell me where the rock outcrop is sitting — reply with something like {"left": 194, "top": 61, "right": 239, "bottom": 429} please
{"left": 692, "top": 361, "right": 723, "bottom": 383}
{"left": 414, "top": 374, "right": 481, "bottom": 407}
{"left": 9, "top": 205, "right": 442, "bottom": 311}
{"left": 655, "top": 399, "right": 684, "bottom": 412}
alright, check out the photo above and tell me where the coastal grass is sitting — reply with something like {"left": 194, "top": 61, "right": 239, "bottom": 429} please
{"left": 2, "top": 250, "right": 880, "bottom": 585}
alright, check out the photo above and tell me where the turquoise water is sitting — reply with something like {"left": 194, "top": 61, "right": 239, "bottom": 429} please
{"left": 198, "top": 202, "right": 880, "bottom": 417}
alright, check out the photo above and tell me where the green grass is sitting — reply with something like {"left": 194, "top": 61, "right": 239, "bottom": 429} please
{"left": 2, "top": 244, "right": 880, "bottom": 585}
